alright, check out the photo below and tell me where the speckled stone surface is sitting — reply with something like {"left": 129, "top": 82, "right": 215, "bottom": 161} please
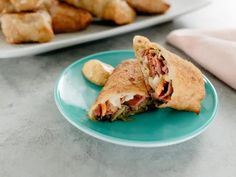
{"left": 1, "top": 0, "right": 236, "bottom": 177}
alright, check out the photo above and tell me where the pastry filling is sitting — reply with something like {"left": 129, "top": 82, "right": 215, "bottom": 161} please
{"left": 93, "top": 94, "right": 149, "bottom": 121}
{"left": 141, "top": 48, "right": 173, "bottom": 105}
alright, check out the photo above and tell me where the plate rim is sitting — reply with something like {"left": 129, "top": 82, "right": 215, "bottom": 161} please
{"left": 54, "top": 50, "right": 218, "bottom": 147}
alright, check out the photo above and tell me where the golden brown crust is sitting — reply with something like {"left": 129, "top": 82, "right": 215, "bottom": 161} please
{"left": 49, "top": 2, "right": 92, "bottom": 33}
{"left": 1, "top": 10, "right": 54, "bottom": 43}
{"left": 127, "top": 0, "right": 170, "bottom": 14}
{"left": 133, "top": 36, "right": 205, "bottom": 113}
{"left": 63, "top": 0, "right": 108, "bottom": 17}
{"left": 99, "top": 60, "right": 148, "bottom": 97}
{"left": 0, "top": 0, "right": 15, "bottom": 14}
{"left": 102, "top": 0, "right": 136, "bottom": 25}
{"left": 10, "top": 0, "right": 45, "bottom": 12}
{"left": 41, "top": 0, "right": 59, "bottom": 11}
{"left": 63, "top": 0, "right": 136, "bottom": 25}
{"left": 88, "top": 59, "right": 148, "bottom": 119}
{"left": 2, "top": 0, "right": 58, "bottom": 13}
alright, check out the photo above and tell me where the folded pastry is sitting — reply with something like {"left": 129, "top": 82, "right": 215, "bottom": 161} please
{"left": 63, "top": 0, "right": 136, "bottom": 25}
{"left": 1, "top": 10, "right": 54, "bottom": 43}
{"left": 89, "top": 60, "right": 151, "bottom": 121}
{"left": 127, "top": 0, "right": 170, "bottom": 14}
{"left": 133, "top": 36, "right": 205, "bottom": 113}
{"left": 49, "top": 2, "right": 92, "bottom": 33}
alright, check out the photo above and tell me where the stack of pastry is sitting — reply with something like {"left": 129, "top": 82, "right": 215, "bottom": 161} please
{"left": 0, "top": 0, "right": 170, "bottom": 44}
{"left": 0, "top": 0, "right": 92, "bottom": 43}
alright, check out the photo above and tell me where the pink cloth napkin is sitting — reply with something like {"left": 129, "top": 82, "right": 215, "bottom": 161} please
{"left": 167, "top": 28, "right": 236, "bottom": 90}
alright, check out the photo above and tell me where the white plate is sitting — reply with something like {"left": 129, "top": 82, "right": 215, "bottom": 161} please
{"left": 0, "top": 0, "right": 209, "bottom": 59}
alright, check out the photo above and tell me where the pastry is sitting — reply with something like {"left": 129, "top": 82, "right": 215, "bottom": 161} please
{"left": 63, "top": 0, "right": 136, "bottom": 25}
{"left": 1, "top": 10, "right": 54, "bottom": 43}
{"left": 127, "top": 0, "right": 170, "bottom": 14}
{"left": 49, "top": 2, "right": 92, "bottom": 33}
{"left": 88, "top": 59, "right": 151, "bottom": 121}
{"left": 133, "top": 35, "right": 205, "bottom": 113}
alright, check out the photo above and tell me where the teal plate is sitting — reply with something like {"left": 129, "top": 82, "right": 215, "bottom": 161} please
{"left": 54, "top": 50, "right": 218, "bottom": 147}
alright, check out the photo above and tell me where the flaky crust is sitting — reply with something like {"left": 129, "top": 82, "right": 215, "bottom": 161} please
{"left": 1, "top": 10, "right": 54, "bottom": 43}
{"left": 133, "top": 36, "right": 205, "bottom": 113}
{"left": 127, "top": 0, "right": 170, "bottom": 14}
{"left": 63, "top": 0, "right": 136, "bottom": 25}
{"left": 49, "top": 2, "right": 92, "bottom": 33}
{"left": 88, "top": 59, "right": 148, "bottom": 119}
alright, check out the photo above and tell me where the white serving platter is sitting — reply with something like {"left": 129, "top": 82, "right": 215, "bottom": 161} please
{"left": 0, "top": 0, "right": 209, "bottom": 58}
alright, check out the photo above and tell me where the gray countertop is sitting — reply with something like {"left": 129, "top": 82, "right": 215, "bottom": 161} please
{"left": 1, "top": 0, "right": 236, "bottom": 177}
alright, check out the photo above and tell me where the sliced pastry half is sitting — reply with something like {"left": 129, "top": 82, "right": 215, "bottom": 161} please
{"left": 88, "top": 59, "right": 151, "bottom": 121}
{"left": 133, "top": 36, "right": 205, "bottom": 113}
